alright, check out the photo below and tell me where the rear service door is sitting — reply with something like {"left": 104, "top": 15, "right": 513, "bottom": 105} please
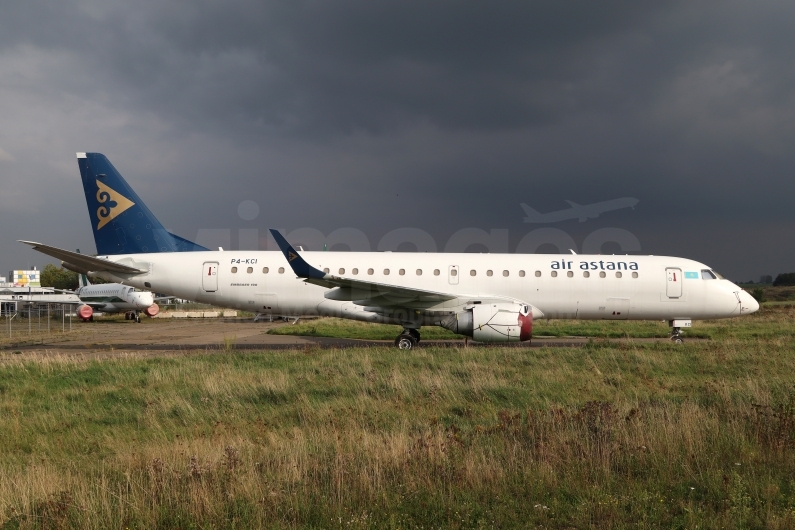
{"left": 666, "top": 268, "right": 682, "bottom": 298}
{"left": 202, "top": 262, "right": 218, "bottom": 292}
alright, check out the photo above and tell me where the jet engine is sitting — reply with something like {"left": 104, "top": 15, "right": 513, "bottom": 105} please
{"left": 77, "top": 304, "right": 94, "bottom": 322}
{"left": 144, "top": 303, "right": 159, "bottom": 317}
{"left": 440, "top": 302, "right": 532, "bottom": 342}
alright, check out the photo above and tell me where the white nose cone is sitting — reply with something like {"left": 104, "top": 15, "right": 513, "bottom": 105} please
{"left": 738, "top": 290, "right": 760, "bottom": 314}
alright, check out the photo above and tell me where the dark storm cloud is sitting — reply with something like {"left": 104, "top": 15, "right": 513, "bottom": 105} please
{"left": 1, "top": 0, "right": 794, "bottom": 281}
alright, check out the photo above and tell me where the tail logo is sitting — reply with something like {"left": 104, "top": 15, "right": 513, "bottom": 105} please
{"left": 95, "top": 180, "right": 135, "bottom": 229}
{"left": 288, "top": 251, "right": 298, "bottom": 262}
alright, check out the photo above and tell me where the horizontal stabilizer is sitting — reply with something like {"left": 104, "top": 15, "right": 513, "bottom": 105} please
{"left": 18, "top": 241, "right": 147, "bottom": 275}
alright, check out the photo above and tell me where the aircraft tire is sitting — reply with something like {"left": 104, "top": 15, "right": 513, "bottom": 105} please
{"left": 671, "top": 335, "right": 684, "bottom": 344}
{"left": 395, "top": 334, "right": 417, "bottom": 350}
{"left": 407, "top": 328, "right": 421, "bottom": 343}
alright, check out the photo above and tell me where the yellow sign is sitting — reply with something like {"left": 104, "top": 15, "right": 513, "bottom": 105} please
{"left": 96, "top": 180, "right": 135, "bottom": 229}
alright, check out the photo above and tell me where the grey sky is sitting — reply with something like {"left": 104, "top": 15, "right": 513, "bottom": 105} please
{"left": 1, "top": 0, "right": 793, "bottom": 281}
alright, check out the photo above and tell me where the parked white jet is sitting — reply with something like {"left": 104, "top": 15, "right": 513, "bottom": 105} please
{"left": 521, "top": 198, "right": 639, "bottom": 223}
{"left": 21, "top": 153, "right": 757, "bottom": 348}
{"left": 73, "top": 273, "right": 159, "bottom": 322}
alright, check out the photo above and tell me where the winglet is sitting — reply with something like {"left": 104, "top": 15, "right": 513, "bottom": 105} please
{"left": 269, "top": 230, "right": 326, "bottom": 280}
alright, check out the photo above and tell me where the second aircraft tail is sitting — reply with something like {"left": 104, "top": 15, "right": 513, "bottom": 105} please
{"left": 76, "top": 153, "right": 207, "bottom": 255}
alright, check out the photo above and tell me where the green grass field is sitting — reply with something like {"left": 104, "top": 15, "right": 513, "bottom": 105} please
{"left": 269, "top": 304, "right": 791, "bottom": 341}
{"left": 1, "top": 307, "right": 794, "bottom": 528}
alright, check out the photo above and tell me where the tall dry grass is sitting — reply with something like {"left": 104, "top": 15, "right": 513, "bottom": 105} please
{"left": 1, "top": 331, "right": 795, "bottom": 527}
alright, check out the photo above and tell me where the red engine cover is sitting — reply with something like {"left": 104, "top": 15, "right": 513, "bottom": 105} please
{"left": 518, "top": 311, "right": 533, "bottom": 342}
{"left": 78, "top": 304, "right": 93, "bottom": 322}
{"left": 144, "top": 303, "right": 159, "bottom": 317}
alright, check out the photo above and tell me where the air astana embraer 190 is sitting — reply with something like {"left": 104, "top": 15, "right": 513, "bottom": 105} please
{"left": 21, "top": 153, "right": 758, "bottom": 349}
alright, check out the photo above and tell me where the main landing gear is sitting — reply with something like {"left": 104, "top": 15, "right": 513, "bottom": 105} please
{"left": 125, "top": 311, "right": 141, "bottom": 323}
{"left": 395, "top": 328, "right": 421, "bottom": 350}
{"left": 670, "top": 328, "right": 684, "bottom": 344}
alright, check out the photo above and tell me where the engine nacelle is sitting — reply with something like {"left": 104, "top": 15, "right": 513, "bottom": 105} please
{"left": 144, "top": 303, "right": 159, "bottom": 317}
{"left": 440, "top": 302, "right": 532, "bottom": 342}
{"left": 77, "top": 304, "right": 94, "bottom": 322}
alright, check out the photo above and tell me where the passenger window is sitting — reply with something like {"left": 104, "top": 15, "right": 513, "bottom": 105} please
{"left": 262, "top": 267, "right": 269, "bottom": 274}
{"left": 338, "top": 268, "right": 344, "bottom": 274}
{"left": 434, "top": 269, "right": 441, "bottom": 276}
{"left": 701, "top": 270, "right": 716, "bottom": 280}
{"left": 615, "top": 271, "right": 622, "bottom": 278}
{"left": 519, "top": 270, "right": 526, "bottom": 277}
{"left": 599, "top": 271, "right": 606, "bottom": 278}
{"left": 583, "top": 271, "right": 589, "bottom": 278}
{"left": 486, "top": 270, "right": 493, "bottom": 277}
{"left": 247, "top": 267, "right": 253, "bottom": 274}
{"left": 323, "top": 268, "right": 330, "bottom": 273}
{"left": 368, "top": 268, "right": 374, "bottom": 275}
{"left": 416, "top": 269, "right": 422, "bottom": 276}
{"left": 534, "top": 271, "right": 540, "bottom": 277}
{"left": 384, "top": 269, "right": 390, "bottom": 275}
{"left": 470, "top": 270, "right": 477, "bottom": 276}
{"left": 503, "top": 270, "right": 509, "bottom": 277}
{"left": 551, "top": 271, "right": 557, "bottom": 277}
{"left": 399, "top": 269, "right": 405, "bottom": 276}
{"left": 279, "top": 267, "right": 285, "bottom": 274}
{"left": 451, "top": 269, "right": 457, "bottom": 276}
{"left": 352, "top": 268, "right": 358, "bottom": 275}
{"left": 632, "top": 272, "right": 638, "bottom": 278}
{"left": 567, "top": 271, "right": 573, "bottom": 278}
{"left": 231, "top": 267, "right": 238, "bottom": 273}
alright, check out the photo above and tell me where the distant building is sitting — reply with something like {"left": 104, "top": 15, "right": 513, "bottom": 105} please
{"left": 8, "top": 267, "right": 40, "bottom": 287}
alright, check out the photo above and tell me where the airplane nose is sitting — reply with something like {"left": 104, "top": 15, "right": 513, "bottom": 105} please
{"left": 738, "top": 290, "right": 760, "bottom": 314}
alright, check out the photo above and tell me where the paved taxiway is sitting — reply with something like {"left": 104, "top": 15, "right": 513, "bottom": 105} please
{"left": 0, "top": 318, "right": 684, "bottom": 358}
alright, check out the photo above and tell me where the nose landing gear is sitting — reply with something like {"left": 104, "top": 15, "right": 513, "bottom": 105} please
{"left": 668, "top": 319, "right": 691, "bottom": 344}
{"left": 394, "top": 328, "right": 421, "bottom": 350}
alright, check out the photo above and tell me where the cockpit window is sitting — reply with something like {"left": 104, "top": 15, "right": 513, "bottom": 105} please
{"left": 712, "top": 270, "right": 725, "bottom": 279}
{"left": 701, "top": 270, "right": 716, "bottom": 280}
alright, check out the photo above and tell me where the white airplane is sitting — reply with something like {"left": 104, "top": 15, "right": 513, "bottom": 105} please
{"left": 72, "top": 272, "right": 159, "bottom": 322}
{"left": 521, "top": 198, "right": 639, "bottom": 223}
{"left": 21, "top": 153, "right": 757, "bottom": 348}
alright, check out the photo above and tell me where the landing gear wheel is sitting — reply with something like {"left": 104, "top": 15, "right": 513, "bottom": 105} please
{"left": 669, "top": 326, "right": 684, "bottom": 344}
{"left": 395, "top": 334, "right": 417, "bottom": 350}
{"left": 407, "top": 328, "right": 421, "bottom": 343}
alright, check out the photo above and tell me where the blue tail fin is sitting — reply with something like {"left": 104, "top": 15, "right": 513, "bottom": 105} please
{"left": 77, "top": 153, "right": 208, "bottom": 255}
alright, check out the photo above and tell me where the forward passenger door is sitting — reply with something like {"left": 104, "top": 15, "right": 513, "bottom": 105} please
{"left": 666, "top": 268, "right": 682, "bottom": 298}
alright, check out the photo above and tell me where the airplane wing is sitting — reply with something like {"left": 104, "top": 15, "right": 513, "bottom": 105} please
{"left": 81, "top": 302, "right": 108, "bottom": 309}
{"left": 0, "top": 295, "right": 81, "bottom": 305}
{"left": 269, "top": 230, "right": 456, "bottom": 306}
{"left": 564, "top": 200, "right": 581, "bottom": 207}
{"left": 18, "top": 241, "right": 148, "bottom": 275}
{"left": 269, "top": 229, "right": 526, "bottom": 309}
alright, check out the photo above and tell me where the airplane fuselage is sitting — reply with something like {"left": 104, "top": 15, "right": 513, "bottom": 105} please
{"left": 76, "top": 284, "right": 154, "bottom": 313}
{"left": 94, "top": 250, "right": 757, "bottom": 325}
